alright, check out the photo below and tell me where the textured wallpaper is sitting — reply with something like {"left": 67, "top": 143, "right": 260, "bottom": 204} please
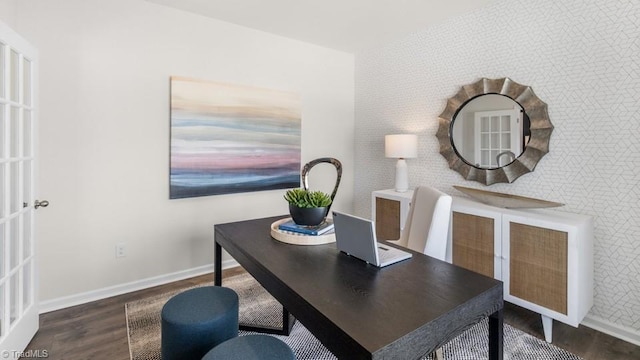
{"left": 355, "top": 0, "right": 639, "bottom": 335}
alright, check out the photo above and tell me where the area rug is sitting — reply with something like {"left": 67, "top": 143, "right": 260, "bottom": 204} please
{"left": 125, "top": 273, "right": 582, "bottom": 360}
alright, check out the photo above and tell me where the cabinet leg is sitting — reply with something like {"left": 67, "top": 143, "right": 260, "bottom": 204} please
{"left": 541, "top": 315, "right": 553, "bottom": 343}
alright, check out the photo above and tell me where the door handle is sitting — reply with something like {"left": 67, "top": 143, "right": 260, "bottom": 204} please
{"left": 34, "top": 200, "right": 50, "bottom": 209}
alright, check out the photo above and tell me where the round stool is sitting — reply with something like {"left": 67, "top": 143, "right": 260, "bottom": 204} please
{"left": 202, "top": 335, "right": 295, "bottom": 360}
{"left": 161, "top": 286, "right": 238, "bottom": 360}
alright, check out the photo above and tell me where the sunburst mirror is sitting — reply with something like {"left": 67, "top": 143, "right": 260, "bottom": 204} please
{"left": 436, "top": 77, "right": 553, "bottom": 185}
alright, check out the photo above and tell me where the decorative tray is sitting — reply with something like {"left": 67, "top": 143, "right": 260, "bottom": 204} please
{"left": 270, "top": 218, "right": 336, "bottom": 245}
{"left": 453, "top": 186, "right": 564, "bottom": 209}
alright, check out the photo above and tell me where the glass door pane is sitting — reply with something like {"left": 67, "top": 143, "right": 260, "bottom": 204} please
{"left": 481, "top": 117, "right": 490, "bottom": 131}
{"left": 9, "top": 217, "right": 20, "bottom": 270}
{"left": 10, "top": 272, "right": 20, "bottom": 324}
{"left": 0, "top": 284, "right": 4, "bottom": 337}
{"left": 501, "top": 115, "right": 511, "bottom": 130}
{"left": 0, "top": 43, "right": 5, "bottom": 98}
{"left": 0, "top": 104, "right": 5, "bottom": 159}
{"left": 10, "top": 161, "right": 20, "bottom": 213}
{"left": 23, "top": 109, "right": 32, "bottom": 156}
{"left": 490, "top": 134, "right": 499, "bottom": 148}
{"left": 10, "top": 106, "right": 19, "bottom": 158}
{"left": 0, "top": 223, "right": 4, "bottom": 278}
{"left": 9, "top": 49, "right": 19, "bottom": 103}
{"left": 23, "top": 211, "right": 31, "bottom": 259}
{"left": 22, "top": 58, "right": 31, "bottom": 106}
{"left": 490, "top": 116, "right": 499, "bottom": 130}
{"left": 0, "top": 165, "right": 4, "bottom": 218}
{"left": 23, "top": 160, "right": 31, "bottom": 211}
{"left": 23, "top": 261, "right": 32, "bottom": 309}
{"left": 501, "top": 134, "right": 511, "bottom": 148}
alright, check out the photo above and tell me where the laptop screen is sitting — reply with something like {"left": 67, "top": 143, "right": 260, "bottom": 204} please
{"left": 332, "top": 211, "right": 380, "bottom": 265}
{"left": 333, "top": 211, "right": 412, "bottom": 267}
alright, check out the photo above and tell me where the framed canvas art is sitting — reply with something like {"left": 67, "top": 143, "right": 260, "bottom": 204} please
{"left": 170, "top": 77, "right": 301, "bottom": 199}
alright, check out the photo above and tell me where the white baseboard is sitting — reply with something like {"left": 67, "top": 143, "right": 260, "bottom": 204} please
{"left": 582, "top": 314, "right": 640, "bottom": 347}
{"left": 39, "top": 259, "right": 240, "bottom": 314}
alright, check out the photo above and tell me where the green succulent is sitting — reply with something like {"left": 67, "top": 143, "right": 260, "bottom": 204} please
{"left": 284, "top": 188, "right": 307, "bottom": 206}
{"left": 284, "top": 188, "right": 332, "bottom": 208}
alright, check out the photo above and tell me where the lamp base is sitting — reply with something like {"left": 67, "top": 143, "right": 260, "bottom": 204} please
{"left": 394, "top": 158, "right": 409, "bottom": 192}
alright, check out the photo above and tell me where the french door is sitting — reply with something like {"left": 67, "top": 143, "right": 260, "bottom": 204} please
{"left": 0, "top": 21, "right": 39, "bottom": 358}
{"left": 473, "top": 109, "right": 522, "bottom": 168}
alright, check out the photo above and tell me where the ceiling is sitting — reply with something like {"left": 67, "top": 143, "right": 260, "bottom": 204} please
{"left": 145, "top": 0, "right": 497, "bottom": 53}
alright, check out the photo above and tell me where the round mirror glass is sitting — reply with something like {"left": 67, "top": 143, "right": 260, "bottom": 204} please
{"left": 450, "top": 94, "right": 531, "bottom": 170}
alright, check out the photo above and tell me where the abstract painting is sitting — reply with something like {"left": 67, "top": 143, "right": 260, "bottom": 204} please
{"left": 170, "top": 77, "right": 301, "bottom": 199}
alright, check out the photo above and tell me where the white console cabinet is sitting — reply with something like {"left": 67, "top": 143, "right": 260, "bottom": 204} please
{"left": 448, "top": 196, "right": 593, "bottom": 343}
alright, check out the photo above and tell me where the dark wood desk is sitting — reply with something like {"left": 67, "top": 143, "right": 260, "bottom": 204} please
{"left": 214, "top": 216, "right": 503, "bottom": 360}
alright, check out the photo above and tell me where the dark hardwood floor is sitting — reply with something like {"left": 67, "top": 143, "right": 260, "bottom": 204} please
{"left": 25, "top": 267, "right": 639, "bottom": 360}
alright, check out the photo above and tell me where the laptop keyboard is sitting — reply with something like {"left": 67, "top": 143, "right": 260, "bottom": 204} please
{"left": 377, "top": 246, "right": 395, "bottom": 262}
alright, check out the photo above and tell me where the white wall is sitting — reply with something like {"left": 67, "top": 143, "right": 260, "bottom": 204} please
{"left": 3, "top": 0, "right": 354, "bottom": 303}
{"left": 355, "top": 0, "right": 639, "bottom": 343}
{"left": 0, "top": 0, "right": 18, "bottom": 29}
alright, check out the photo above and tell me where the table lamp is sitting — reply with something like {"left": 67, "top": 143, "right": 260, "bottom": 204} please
{"left": 385, "top": 134, "right": 418, "bottom": 192}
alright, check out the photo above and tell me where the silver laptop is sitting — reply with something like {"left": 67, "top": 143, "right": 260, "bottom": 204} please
{"left": 332, "top": 211, "right": 412, "bottom": 267}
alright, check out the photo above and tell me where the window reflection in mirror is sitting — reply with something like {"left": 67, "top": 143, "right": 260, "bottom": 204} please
{"left": 450, "top": 94, "right": 531, "bottom": 169}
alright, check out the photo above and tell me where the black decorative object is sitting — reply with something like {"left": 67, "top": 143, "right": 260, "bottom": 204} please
{"left": 300, "top": 158, "right": 342, "bottom": 217}
{"left": 283, "top": 158, "right": 342, "bottom": 226}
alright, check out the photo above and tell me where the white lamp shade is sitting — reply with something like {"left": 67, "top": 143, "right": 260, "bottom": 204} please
{"left": 385, "top": 134, "right": 418, "bottom": 159}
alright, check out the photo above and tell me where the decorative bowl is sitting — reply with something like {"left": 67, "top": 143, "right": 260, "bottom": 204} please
{"left": 289, "top": 205, "right": 327, "bottom": 226}
{"left": 453, "top": 186, "right": 564, "bottom": 209}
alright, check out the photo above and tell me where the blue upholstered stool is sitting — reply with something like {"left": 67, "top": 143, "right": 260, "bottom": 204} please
{"left": 201, "top": 335, "right": 295, "bottom": 360}
{"left": 161, "top": 286, "right": 239, "bottom": 360}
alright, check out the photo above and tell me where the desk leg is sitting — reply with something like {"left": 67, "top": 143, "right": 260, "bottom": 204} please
{"left": 215, "top": 238, "right": 295, "bottom": 335}
{"left": 282, "top": 308, "right": 295, "bottom": 335}
{"left": 214, "top": 240, "right": 222, "bottom": 286}
{"left": 489, "top": 308, "right": 504, "bottom": 360}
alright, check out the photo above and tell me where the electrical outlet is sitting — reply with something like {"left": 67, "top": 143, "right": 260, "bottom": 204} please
{"left": 116, "top": 243, "right": 126, "bottom": 258}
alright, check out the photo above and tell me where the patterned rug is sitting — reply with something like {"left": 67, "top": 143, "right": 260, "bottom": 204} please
{"left": 125, "top": 272, "right": 582, "bottom": 360}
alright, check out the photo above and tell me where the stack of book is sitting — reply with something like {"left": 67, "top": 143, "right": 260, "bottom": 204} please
{"left": 278, "top": 219, "right": 334, "bottom": 236}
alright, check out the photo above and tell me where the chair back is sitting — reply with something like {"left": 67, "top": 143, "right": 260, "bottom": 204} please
{"left": 396, "top": 186, "right": 452, "bottom": 260}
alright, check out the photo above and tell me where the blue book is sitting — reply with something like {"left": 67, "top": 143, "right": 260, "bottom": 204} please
{"left": 278, "top": 219, "right": 334, "bottom": 236}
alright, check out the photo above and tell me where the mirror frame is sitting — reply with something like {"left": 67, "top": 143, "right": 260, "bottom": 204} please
{"left": 436, "top": 77, "right": 553, "bottom": 185}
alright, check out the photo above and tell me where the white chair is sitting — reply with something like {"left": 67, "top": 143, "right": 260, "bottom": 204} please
{"left": 391, "top": 185, "right": 452, "bottom": 261}
{"left": 389, "top": 185, "right": 452, "bottom": 360}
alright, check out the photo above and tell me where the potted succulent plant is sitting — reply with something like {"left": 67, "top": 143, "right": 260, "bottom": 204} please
{"left": 284, "top": 188, "right": 332, "bottom": 226}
